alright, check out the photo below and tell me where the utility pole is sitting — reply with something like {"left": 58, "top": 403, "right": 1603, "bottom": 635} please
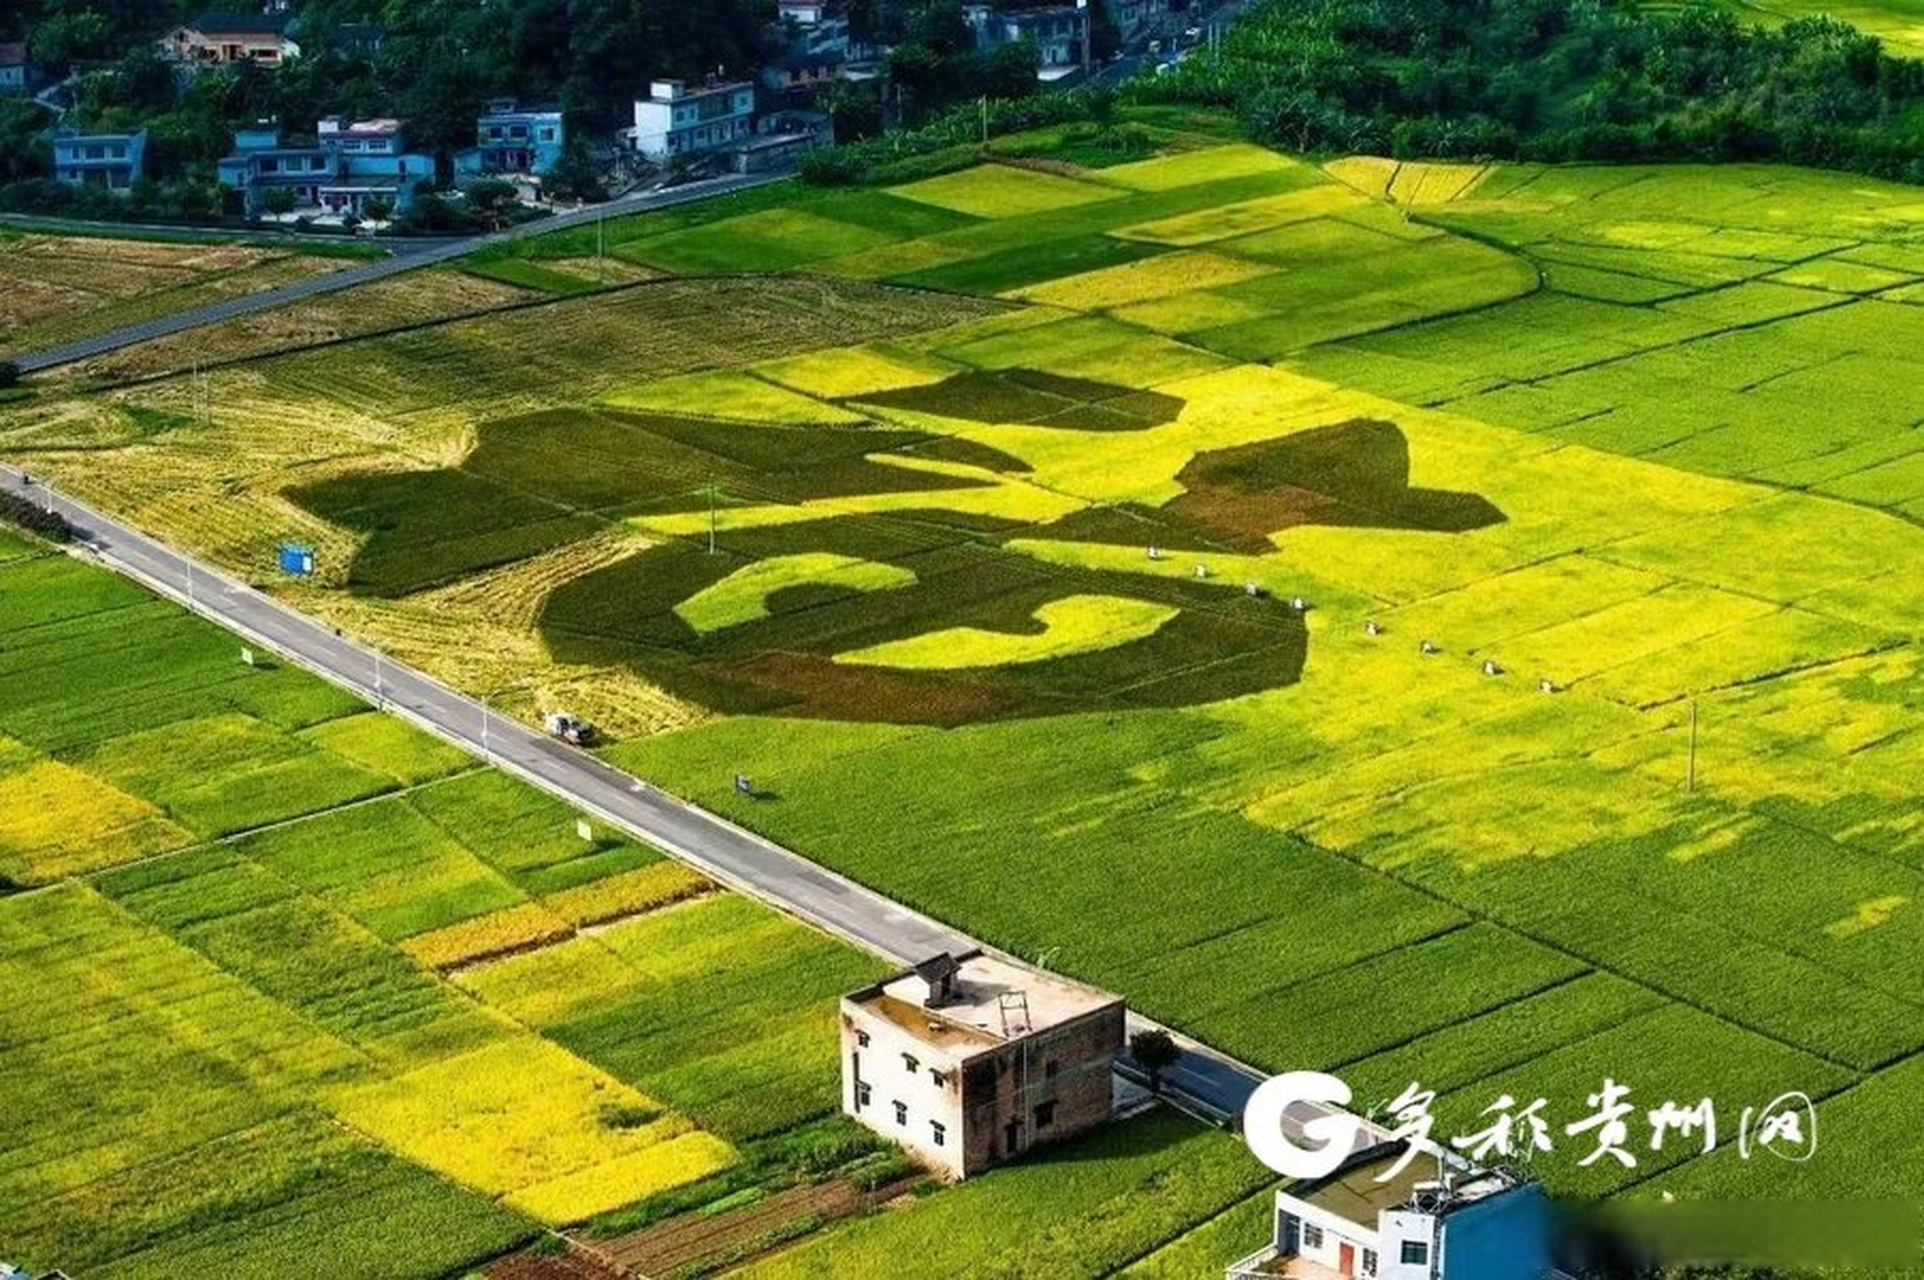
{"left": 707, "top": 481, "right": 719, "bottom": 555}
{"left": 374, "top": 649, "right": 385, "bottom": 708}
{"left": 980, "top": 95, "right": 988, "bottom": 146}
{"left": 1686, "top": 700, "right": 1699, "bottom": 793}
{"left": 596, "top": 209, "right": 605, "bottom": 284}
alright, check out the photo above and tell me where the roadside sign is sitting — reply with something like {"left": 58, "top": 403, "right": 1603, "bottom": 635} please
{"left": 576, "top": 818, "right": 593, "bottom": 843}
{"left": 278, "top": 543, "right": 316, "bottom": 577}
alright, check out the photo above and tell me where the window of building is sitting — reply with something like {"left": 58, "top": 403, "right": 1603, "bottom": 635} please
{"left": 1361, "top": 1248, "right": 1378, "bottom": 1276}
{"left": 1302, "top": 1223, "right": 1324, "bottom": 1250}
{"left": 1044, "top": 1060, "right": 1059, "bottom": 1080}
{"left": 538, "top": 127, "right": 555, "bottom": 141}
{"left": 929, "top": 1069, "right": 948, "bottom": 1089}
{"left": 892, "top": 1100, "right": 908, "bottom": 1127}
{"left": 930, "top": 1121, "right": 946, "bottom": 1147}
{"left": 902, "top": 1054, "right": 919, "bottom": 1074}
{"left": 854, "top": 1081, "right": 871, "bottom": 1108}
{"left": 1400, "top": 1240, "right": 1429, "bottom": 1266}
{"left": 855, "top": 1029, "right": 870, "bottom": 1047}
{"left": 1033, "top": 1100, "right": 1056, "bottom": 1129}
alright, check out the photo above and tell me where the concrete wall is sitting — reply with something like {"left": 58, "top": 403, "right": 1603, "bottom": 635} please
{"left": 956, "top": 1003, "right": 1122, "bottom": 1175}
{"left": 1378, "top": 1208, "right": 1440, "bottom": 1280}
{"left": 1278, "top": 1196, "right": 1382, "bottom": 1277}
{"left": 841, "top": 1003, "right": 969, "bottom": 1179}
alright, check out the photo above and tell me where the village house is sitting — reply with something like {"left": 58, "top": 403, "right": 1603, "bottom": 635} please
{"left": 52, "top": 128, "right": 147, "bottom": 193}
{"left": 465, "top": 100, "right": 566, "bottom": 176}
{"left": 0, "top": 44, "right": 30, "bottom": 96}
{"left": 218, "top": 117, "right": 430, "bottom": 217}
{"left": 1225, "top": 1141, "right": 1558, "bottom": 1280}
{"left": 761, "top": 46, "right": 846, "bottom": 104}
{"left": 629, "top": 79, "right": 756, "bottom": 163}
{"left": 840, "top": 952, "right": 1125, "bottom": 1180}
{"left": 159, "top": 12, "right": 302, "bottom": 66}
{"left": 965, "top": 2, "right": 1091, "bottom": 78}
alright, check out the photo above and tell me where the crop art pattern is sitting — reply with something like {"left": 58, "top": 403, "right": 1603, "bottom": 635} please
{"left": 291, "top": 369, "right": 1501, "bottom": 725}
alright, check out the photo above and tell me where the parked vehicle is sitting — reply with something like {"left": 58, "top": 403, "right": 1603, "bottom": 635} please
{"left": 543, "top": 711, "right": 597, "bottom": 746}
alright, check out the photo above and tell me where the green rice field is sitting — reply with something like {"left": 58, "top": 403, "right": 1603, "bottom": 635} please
{"left": 3, "top": 128, "right": 1922, "bottom": 1269}
{"left": 0, "top": 528, "right": 899, "bottom": 1276}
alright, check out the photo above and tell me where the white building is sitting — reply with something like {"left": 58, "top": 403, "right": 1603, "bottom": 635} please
{"left": 841, "top": 952, "right": 1125, "bottom": 1180}
{"left": 630, "top": 79, "right": 756, "bottom": 162}
{"left": 1227, "top": 1141, "right": 1559, "bottom": 1280}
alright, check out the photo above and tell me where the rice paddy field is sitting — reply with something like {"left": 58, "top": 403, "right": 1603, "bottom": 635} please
{"left": 3, "top": 130, "right": 1922, "bottom": 1266}
{"left": 0, "top": 230, "right": 362, "bottom": 361}
{"left": 0, "top": 527, "right": 897, "bottom": 1277}
{"left": 1661, "top": 0, "right": 1924, "bottom": 57}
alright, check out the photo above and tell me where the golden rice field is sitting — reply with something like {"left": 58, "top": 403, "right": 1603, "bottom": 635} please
{"left": 0, "top": 231, "right": 356, "bottom": 360}
{"left": 3, "top": 132, "right": 1923, "bottom": 1265}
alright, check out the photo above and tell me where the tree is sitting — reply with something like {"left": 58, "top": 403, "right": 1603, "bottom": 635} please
{"left": 465, "top": 176, "right": 519, "bottom": 227}
{"left": 0, "top": 360, "right": 19, "bottom": 389}
{"left": 542, "top": 135, "right": 606, "bottom": 203}
{"left": 260, "top": 185, "right": 298, "bottom": 215}
{"left": 1129, "top": 1028, "right": 1181, "bottom": 1093}
{"left": 0, "top": 100, "right": 51, "bottom": 184}
{"left": 361, "top": 195, "right": 393, "bottom": 223}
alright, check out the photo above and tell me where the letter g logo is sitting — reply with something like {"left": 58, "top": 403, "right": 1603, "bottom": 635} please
{"left": 1243, "top": 1071, "right": 1360, "bottom": 1180}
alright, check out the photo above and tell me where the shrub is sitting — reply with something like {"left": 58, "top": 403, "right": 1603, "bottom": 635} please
{"left": 0, "top": 491, "right": 71, "bottom": 542}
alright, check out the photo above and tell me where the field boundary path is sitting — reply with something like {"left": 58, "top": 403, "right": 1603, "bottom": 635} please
{"left": 5, "top": 171, "right": 790, "bottom": 373}
{"left": 0, "top": 465, "right": 1375, "bottom": 1151}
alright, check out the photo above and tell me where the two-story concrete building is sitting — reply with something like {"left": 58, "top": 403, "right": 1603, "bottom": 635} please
{"left": 630, "top": 79, "right": 755, "bottom": 163}
{"left": 218, "top": 124, "right": 330, "bottom": 211}
{"left": 1226, "top": 1141, "right": 1558, "bottom": 1280}
{"left": 53, "top": 128, "right": 147, "bottom": 193}
{"left": 218, "top": 118, "right": 430, "bottom": 217}
{"left": 469, "top": 99, "right": 566, "bottom": 175}
{"left": 0, "top": 44, "right": 30, "bottom": 96}
{"left": 311, "top": 116, "right": 430, "bottom": 215}
{"left": 841, "top": 951, "right": 1124, "bottom": 1180}
{"left": 159, "top": 13, "right": 301, "bottom": 66}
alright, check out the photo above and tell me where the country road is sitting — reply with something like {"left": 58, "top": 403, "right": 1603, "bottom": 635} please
{"left": 6, "top": 169, "right": 791, "bottom": 373}
{"left": 0, "top": 462, "right": 1379, "bottom": 1149}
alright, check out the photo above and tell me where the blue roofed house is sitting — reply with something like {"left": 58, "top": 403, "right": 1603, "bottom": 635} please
{"left": 219, "top": 117, "right": 431, "bottom": 218}
{"left": 469, "top": 99, "right": 565, "bottom": 176}
{"left": 53, "top": 128, "right": 148, "bottom": 193}
{"left": 1225, "top": 1140, "right": 1563, "bottom": 1280}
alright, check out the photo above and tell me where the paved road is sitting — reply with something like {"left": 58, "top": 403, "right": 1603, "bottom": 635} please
{"left": 8, "top": 170, "right": 791, "bottom": 373}
{"left": 0, "top": 470, "right": 1374, "bottom": 1150}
